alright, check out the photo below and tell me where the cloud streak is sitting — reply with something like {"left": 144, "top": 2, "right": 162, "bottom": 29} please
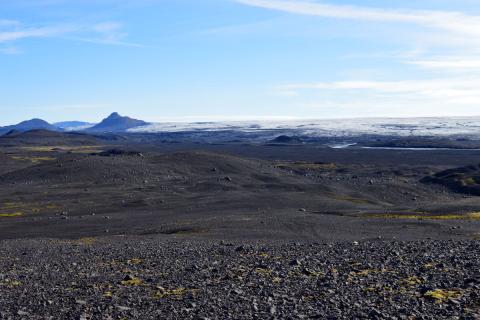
{"left": 278, "top": 78, "right": 480, "bottom": 103}
{"left": 0, "top": 20, "right": 141, "bottom": 50}
{"left": 236, "top": 0, "right": 480, "bottom": 38}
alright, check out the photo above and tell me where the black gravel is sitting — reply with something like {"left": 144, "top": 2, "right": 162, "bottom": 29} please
{"left": 0, "top": 237, "right": 479, "bottom": 319}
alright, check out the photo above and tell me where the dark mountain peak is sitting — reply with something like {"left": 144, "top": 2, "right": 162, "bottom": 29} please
{"left": 107, "top": 112, "right": 121, "bottom": 119}
{"left": 86, "top": 112, "right": 148, "bottom": 133}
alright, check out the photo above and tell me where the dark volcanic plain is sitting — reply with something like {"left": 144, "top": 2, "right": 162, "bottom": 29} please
{"left": 0, "top": 130, "right": 479, "bottom": 319}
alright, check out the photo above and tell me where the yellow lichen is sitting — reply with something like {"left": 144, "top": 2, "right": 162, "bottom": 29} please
{"left": 400, "top": 276, "right": 422, "bottom": 286}
{"left": 154, "top": 287, "right": 199, "bottom": 299}
{"left": 78, "top": 237, "right": 97, "bottom": 245}
{"left": 120, "top": 277, "right": 143, "bottom": 286}
{"left": 103, "top": 291, "right": 113, "bottom": 298}
{"left": 424, "top": 289, "right": 461, "bottom": 302}
{"left": 365, "top": 212, "right": 480, "bottom": 220}
{"left": 255, "top": 268, "right": 273, "bottom": 276}
{"left": 10, "top": 156, "right": 56, "bottom": 163}
{"left": 127, "top": 258, "right": 143, "bottom": 265}
{"left": 0, "top": 212, "right": 23, "bottom": 217}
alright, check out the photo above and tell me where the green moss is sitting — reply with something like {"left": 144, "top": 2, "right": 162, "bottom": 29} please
{"left": 0, "top": 212, "right": 23, "bottom": 217}
{"left": 424, "top": 289, "right": 461, "bottom": 302}
{"left": 154, "top": 287, "right": 199, "bottom": 299}
{"left": 365, "top": 212, "right": 480, "bottom": 220}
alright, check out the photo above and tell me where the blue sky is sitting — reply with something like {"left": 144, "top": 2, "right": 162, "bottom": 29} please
{"left": 1, "top": 0, "right": 480, "bottom": 125}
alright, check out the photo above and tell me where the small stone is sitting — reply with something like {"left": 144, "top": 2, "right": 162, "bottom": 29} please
{"left": 116, "top": 305, "right": 131, "bottom": 311}
{"left": 290, "top": 259, "right": 301, "bottom": 266}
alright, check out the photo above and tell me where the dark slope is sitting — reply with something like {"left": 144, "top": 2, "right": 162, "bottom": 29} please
{"left": 0, "top": 129, "right": 100, "bottom": 146}
{"left": 86, "top": 112, "right": 148, "bottom": 132}
{"left": 422, "top": 164, "right": 480, "bottom": 195}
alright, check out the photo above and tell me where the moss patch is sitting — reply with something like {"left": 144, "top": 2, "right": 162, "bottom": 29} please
{"left": 10, "top": 156, "right": 56, "bottom": 164}
{"left": 154, "top": 287, "right": 199, "bottom": 299}
{"left": 424, "top": 289, "right": 462, "bottom": 302}
{"left": 365, "top": 212, "right": 480, "bottom": 221}
{"left": 0, "top": 212, "right": 23, "bottom": 218}
{"left": 120, "top": 276, "right": 143, "bottom": 286}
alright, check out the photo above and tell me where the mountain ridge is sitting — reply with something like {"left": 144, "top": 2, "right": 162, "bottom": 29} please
{"left": 85, "top": 112, "right": 149, "bottom": 132}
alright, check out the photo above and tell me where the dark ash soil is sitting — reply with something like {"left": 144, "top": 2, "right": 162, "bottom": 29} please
{"left": 0, "top": 131, "right": 479, "bottom": 319}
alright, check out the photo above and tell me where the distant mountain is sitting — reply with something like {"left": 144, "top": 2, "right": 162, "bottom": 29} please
{"left": 85, "top": 112, "right": 148, "bottom": 132}
{"left": 0, "top": 118, "right": 60, "bottom": 135}
{"left": 54, "top": 121, "right": 95, "bottom": 131}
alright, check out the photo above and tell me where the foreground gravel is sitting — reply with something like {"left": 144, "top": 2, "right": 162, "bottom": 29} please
{"left": 0, "top": 237, "right": 479, "bottom": 319}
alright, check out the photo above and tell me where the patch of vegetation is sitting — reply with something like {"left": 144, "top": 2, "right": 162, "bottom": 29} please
{"left": 1, "top": 202, "right": 60, "bottom": 216}
{"left": 21, "top": 145, "right": 105, "bottom": 153}
{"left": 365, "top": 212, "right": 480, "bottom": 220}
{"left": 0, "top": 280, "right": 22, "bottom": 288}
{"left": 127, "top": 258, "right": 144, "bottom": 265}
{"left": 400, "top": 276, "right": 423, "bottom": 286}
{"left": 424, "top": 289, "right": 462, "bottom": 302}
{"left": 120, "top": 276, "right": 143, "bottom": 286}
{"left": 77, "top": 237, "right": 97, "bottom": 245}
{"left": 277, "top": 162, "right": 337, "bottom": 171}
{"left": 10, "top": 156, "right": 56, "bottom": 164}
{"left": 0, "top": 212, "right": 24, "bottom": 217}
{"left": 154, "top": 287, "right": 199, "bottom": 299}
{"left": 255, "top": 267, "right": 273, "bottom": 276}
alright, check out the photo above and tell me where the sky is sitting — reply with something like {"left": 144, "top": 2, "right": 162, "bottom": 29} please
{"left": 1, "top": 0, "right": 480, "bottom": 125}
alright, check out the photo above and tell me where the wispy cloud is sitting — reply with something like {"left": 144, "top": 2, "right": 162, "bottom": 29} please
{"left": 235, "top": 0, "right": 480, "bottom": 37}
{"left": 0, "top": 20, "right": 20, "bottom": 26}
{"left": 407, "top": 57, "right": 480, "bottom": 70}
{"left": 277, "top": 78, "right": 480, "bottom": 104}
{"left": 238, "top": 0, "right": 480, "bottom": 114}
{"left": 0, "top": 20, "right": 141, "bottom": 52}
{"left": 0, "top": 25, "right": 75, "bottom": 43}
{"left": 0, "top": 46, "right": 23, "bottom": 55}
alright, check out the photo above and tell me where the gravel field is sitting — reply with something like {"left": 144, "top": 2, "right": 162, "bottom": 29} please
{"left": 0, "top": 237, "right": 479, "bottom": 319}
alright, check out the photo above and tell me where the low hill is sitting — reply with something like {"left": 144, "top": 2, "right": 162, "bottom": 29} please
{"left": 421, "top": 164, "right": 480, "bottom": 195}
{"left": 0, "top": 129, "right": 101, "bottom": 146}
{"left": 0, "top": 119, "right": 60, "bottom": 135}
{"left": 269, "top": 135, "right": 304, "bottom": 144}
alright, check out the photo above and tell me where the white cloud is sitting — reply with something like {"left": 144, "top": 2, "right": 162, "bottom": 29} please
{"left": 235, "top": 0, "right": 480, "bottom": 38}
{"left": 277, "top": 78, "right": 480, "bottom": 105}
{"left": 0, "top": 20, "right": 20, "bottom": 26}
{"left": 0, "top": 25, "right": 74, "bottom": 43}
{"left": 407, "top": 58, "right": 480, "bottom": 70}
{"left": 238, "top": 0, "right": 480, "bottom": 115}
{"left": 0, "top": 20, "right": 141, "bottom": 51}
{"left": 0, "top": 46, "right": 22, "bottom": 55}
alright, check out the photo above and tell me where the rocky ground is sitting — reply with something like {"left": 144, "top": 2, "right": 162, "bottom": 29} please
{"left": 0, "top": 132, "right": 479, "bottom": 319}
{"left": 0, "top": 237, "right": 478, "bottom": 319}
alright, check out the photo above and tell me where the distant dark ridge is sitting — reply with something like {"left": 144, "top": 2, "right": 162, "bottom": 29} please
{"left": 421, "top": 164, "right": 480, "bottom": 195}
{"left": 0, "top": 118, "right": 60, "bottom": 135}
{"left": 269, "top": 135, "right": 304, "bottom": 144}
{"left": 86, "top": 112, "right": 148, "bottom": 133}
{"left": 3, "top": 129, "right": 21, "bottom": 137}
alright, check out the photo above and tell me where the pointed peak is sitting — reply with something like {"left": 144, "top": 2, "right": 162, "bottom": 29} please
{"left": 108, "top": 112, "right": 121, "bottom": 119}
